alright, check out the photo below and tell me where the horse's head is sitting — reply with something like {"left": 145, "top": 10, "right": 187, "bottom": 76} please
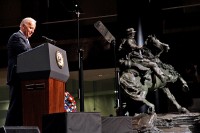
{"left": 145, "top": 35, "right": 170, "bottom": 57}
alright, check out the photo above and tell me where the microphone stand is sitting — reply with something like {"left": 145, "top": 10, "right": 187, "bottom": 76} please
{"left": 112, "top": 40, "right": 122, "bottom": 116}
{"left": 94, "top": 21, "right": 122, "bottom": 115}
{"left": 76, "top": 9, "right": 84, "bottom": 112}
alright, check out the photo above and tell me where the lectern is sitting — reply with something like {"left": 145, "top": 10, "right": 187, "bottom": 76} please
{"left": 17, "top": 43, "right": 70, "bottom": 132}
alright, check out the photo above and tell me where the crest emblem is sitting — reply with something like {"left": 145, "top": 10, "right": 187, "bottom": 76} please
{"left": 56, "top": 51, "right": 64, "bottom": 69}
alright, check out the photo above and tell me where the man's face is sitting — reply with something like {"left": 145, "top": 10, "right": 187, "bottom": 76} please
{"left": 128, "top": 32, "right": 135, "bottom": 38}
{"left": 22, "top": 21, "right": 36, "bottom": 38}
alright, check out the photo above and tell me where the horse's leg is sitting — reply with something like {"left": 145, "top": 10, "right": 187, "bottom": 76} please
{"left": 130, "top": 91, "right": 155, "bottom": 114}
{"left": 178, "top": 75, "right": 189, "bottom": 92}
{"left": 142, "top": 99, "right": 155, "bottom": 114}
{"left": 162, "top": 87, "right": 189, "bottom": 113}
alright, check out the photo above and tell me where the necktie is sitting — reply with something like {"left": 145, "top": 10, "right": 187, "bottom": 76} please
{"left": 26, "top": 39, "right": 31, "bottom": 49}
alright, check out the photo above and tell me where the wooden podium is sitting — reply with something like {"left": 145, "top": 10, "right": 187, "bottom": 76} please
{"left": 17, "top": 43, "right": 70, "bottom": 132}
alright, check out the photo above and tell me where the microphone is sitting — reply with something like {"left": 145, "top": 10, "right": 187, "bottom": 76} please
{"left": 42, "top": 36, "right": 57, "bottom": 45}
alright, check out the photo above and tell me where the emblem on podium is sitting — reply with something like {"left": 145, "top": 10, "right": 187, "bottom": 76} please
{"left": 56, "top": 50, "right": 64, "bottom": 69}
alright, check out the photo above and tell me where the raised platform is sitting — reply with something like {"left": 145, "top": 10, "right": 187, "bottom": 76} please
{"left": 1, "top": 112, "right": 200, "bottom": 133}
{"left": 42, "top": 112, "right": 102, "bottom": 133}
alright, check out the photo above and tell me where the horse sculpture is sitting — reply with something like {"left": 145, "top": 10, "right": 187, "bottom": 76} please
{"left": 118, "top": 35, "right": 190, "bottom": 115}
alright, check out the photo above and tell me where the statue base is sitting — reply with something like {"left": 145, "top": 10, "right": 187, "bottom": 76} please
{"left": 132, "top": 112, "right": 200, "bottom": 133}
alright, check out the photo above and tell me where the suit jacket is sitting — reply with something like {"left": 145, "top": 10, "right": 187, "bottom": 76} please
{"left": 7, "top": 31, "right": 32, "bottom": 85}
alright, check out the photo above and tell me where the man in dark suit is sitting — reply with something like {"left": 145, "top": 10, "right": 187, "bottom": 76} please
{"left": 5, "top": 17, "right": 36, "bottom": 126}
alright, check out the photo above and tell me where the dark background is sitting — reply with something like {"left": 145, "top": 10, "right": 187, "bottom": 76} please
{"left": 0, "top": 0, "right": 200, "bottom": 70}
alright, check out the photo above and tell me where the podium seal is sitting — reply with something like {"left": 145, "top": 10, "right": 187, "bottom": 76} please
{"left": 56, "top": 50, "right": 64, "bottom": 69}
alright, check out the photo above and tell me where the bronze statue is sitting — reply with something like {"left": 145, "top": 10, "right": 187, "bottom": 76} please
{"left": 118, "top": 28, "right": 189, "bottom": 115}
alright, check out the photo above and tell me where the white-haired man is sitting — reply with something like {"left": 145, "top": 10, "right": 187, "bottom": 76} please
{"left": 5, "top": 17, "right": 36, "bottom": 126}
